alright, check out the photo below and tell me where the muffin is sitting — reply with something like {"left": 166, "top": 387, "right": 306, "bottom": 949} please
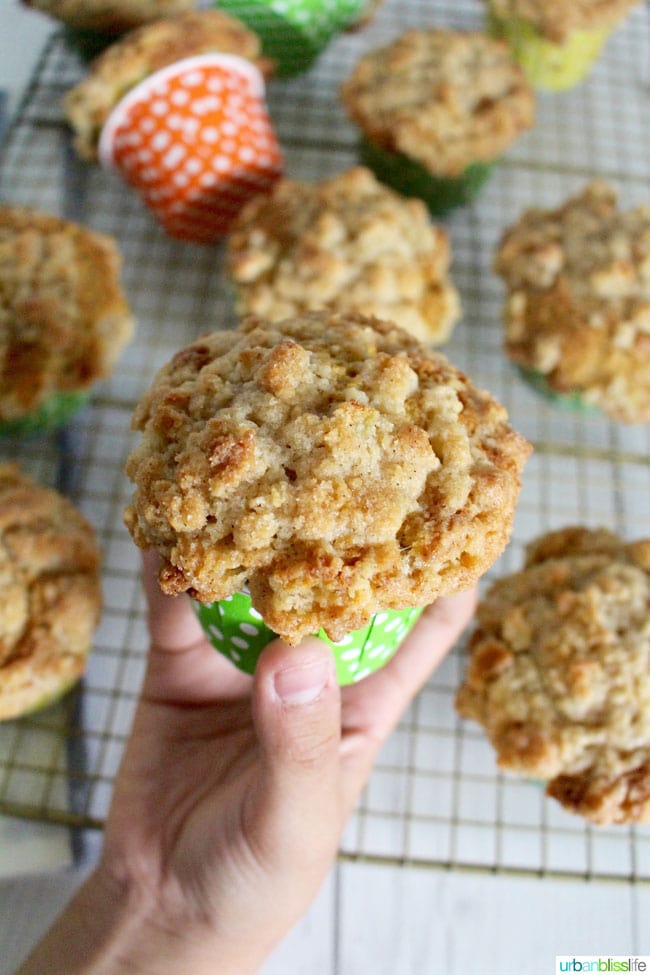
{"left": 64, "top": 9, "right": 274, "bottom": 161}
{"left": 0, "top": 205, "right": 134, "bottom": 437}
{"left": 213, "top": 0, "right": 368, "bottom": 77}
{"left": 485, "top": 0, "right": 643, "bottom": 90}
{"left": 340, "top": 29, "right": 535, "bottom": 215}
{"left": 455, "top": 526, "right": 650, "bottom": 825}
{"left": 0, "top": 465, "right": 102, "bottom": 721}
{"left": 494, "top": 181, "right": 650, "bottom": 424}
{"left": 22, "top": 0, "right": 196, "bottom": 34}
{"left": 124, "top": 311, "right": 530, "bottom": 672}
{"left": 227, "top": 167, "right": 461, "bottom": 345}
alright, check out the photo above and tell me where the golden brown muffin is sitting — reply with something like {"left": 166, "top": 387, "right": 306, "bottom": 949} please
{"left": 340, "top": 28, "right": 535, "bottom": 178}
{"left": 227, "top": 167, "right": 461, "bottom": 345}
{"left": 64, "top": 9, "right": 274, "bottom": 160}
{"left": 0, "top": 205, "right": 134, "bottom": 425}
{"left": 485, "top": 0, "right": 642, "bottom": 43}
{"left": 456, "top": 526, "right": 650, "bottom": 825}
{"left": 495, "top": 181, "right": 650, "bottom": 424}
{"left": 124, "top": 311, "right": 531, "bottom": 645}
{"left": 0, "top": 465, "right": 102, "bottom": 721}
{"left": 22, "top": 0, "right": 196, "bottom": 35}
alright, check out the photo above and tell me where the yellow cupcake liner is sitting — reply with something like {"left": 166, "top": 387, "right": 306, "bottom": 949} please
{"left": 488, "top": 11, "right": 611, "bottom": 90}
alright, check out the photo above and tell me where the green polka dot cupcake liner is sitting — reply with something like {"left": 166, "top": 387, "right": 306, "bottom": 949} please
{"left": 0, "top": 389, "right": 91, "bottom": 439}
{"left": 214, "top": 0, "right": 367, "bottom": 76}
{"left": 192, "top": 591, "right": 423, "bottom": 684}
{"left": 359, "top": 137, "right": 495, "bottom": 216}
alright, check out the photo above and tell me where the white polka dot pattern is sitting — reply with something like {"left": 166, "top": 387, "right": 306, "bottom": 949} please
{"left": 193, "top": 594, "right": 423, "bottom": 685}
{"left": 99, "top": 55, "right": 283, "bottom": 243}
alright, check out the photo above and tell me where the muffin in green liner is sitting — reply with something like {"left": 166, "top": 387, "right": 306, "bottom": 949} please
{"left": 341, "top": 29, "right": 534, "bottom": 215}
{"left": 359, "top": 138, "right": 494, "bottom": 217}
{"left": 495, "top": 182, "right": 650, "bottom": 425}
{"left": 0, "top": 389, "right": 92, "bottom": 439}
{"left": 193, "top": 593, "right": 423, "bottom": 685}
{"left": 125, "top": 312, "right": 530, "bottom": 659}
{"left": 215, "top": 0, "right": 366, "bottom": 76}
{"left": 0, "top": 205, "right": 134, "bottom": 439}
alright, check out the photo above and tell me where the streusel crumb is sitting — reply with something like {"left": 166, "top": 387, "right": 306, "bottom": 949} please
{"left": 125, "top": 311, "right": 530, "bottom": 645}
{"left": 495, "top": 181, "right": 650, "bottom": 423}
{"left": 0, "top": 465, "right": 102, "bottom": 720}
{"left": 456, "top": 526, "right": 650, "bottom": 824}
{"left": 486, "top": 0, "right": 642, "bottom": 43}
{"left": 0, "top": 205, "right": 133, "bottom": 422}
{"left": 227, "top": 167, "right": 461, "bottom": 345}
{"left": 340, "top": 29, "right": 534, "bottom": 177}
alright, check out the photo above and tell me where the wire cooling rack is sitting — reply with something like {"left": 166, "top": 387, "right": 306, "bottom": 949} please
{"left": 1, "top": 0, "right": 650, "bottom": 883}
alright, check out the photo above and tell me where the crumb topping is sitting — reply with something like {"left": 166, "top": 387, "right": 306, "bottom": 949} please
{"left": 495, "top": 181, "right": 650, "bottom": 423}
{"left": 0, "top": 205, "right": 134, "bottom": 421}
{"left": 125, "top": 311, "right": 530, "bottom": 645}
{"left": 456, "top": 526, "right": 650, "bottom": 824}
{"left": 486, "top": 0, "right": 642, "bottom": 43}
{"left": 227, "top": 167, "right": 461, "bottom": 345}
{"left": 0, "top": 464, "right": 102, "bottom": 720}
{"left": 340, "top": 29, "right": 534, "bottom": 177}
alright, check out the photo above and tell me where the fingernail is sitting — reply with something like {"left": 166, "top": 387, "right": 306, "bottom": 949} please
{"left": 274, "top": 656, "right": 332, "bottom": 706}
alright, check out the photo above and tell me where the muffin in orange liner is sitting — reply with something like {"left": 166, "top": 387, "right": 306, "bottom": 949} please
{"left": 98, "top": 53, "right": 283, "bottom": 243}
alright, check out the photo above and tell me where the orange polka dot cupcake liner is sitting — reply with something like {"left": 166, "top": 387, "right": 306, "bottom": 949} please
{"left": 99, "top": 54, "right": 284, "bottom": 244}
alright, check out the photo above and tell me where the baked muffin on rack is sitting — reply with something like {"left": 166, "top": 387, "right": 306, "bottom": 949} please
{"left": 485, "top": 0, "right": 643, "bottom": 90}
{"left": 21, "top": 0, "right": 196, "bottom": 35}
{"left": 226, "top": 167, "right": 461, "bottom": 345}
{"left": 494, "top": 181, "right": 650, "bottom": 424}
{"left": 64, "top": 9, "right": 274, "bottom": 160}
{"left": 455, "top": 526, "right": 650, "bottom": 825}
{"left": 340, "top": 28, "right": 535, "bottom": 215}
{"left": 124, "top": 310, "right": 531, "bottom": 651}
{"left": 0, "top": 205, "right": 134, "bottom": 436}
{"left": 0, "top": 465, "right": 102, "bottom": 721}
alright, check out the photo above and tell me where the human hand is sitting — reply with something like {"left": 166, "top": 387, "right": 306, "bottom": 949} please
{"left": 18, "top": 555, "right": 476, "bottom": 975}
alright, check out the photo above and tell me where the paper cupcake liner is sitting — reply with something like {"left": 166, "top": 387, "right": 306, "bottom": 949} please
{"left": 0, "top": 389, "right": 91, "bottom": 439}
{"left": 487, "top": 11, "right": 610, "bottom": 90}
{"left": 517, "top": 367, "right": 597, "bottom": 413}
{"left": 192, "top": 592, "right": 423, "bottom": 685}
{"left": 359, "top": 138, "right": 494, "bottom": 216}
{"left": 99, "top": 54, "right": 283, "bottom": 243}
{"left": 214, "top": 0, "right": 367, "bottom": 76}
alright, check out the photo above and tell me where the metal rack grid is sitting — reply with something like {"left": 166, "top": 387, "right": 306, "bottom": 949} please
{"left": 1, "top": 0, "right": 650, "bottom": 883}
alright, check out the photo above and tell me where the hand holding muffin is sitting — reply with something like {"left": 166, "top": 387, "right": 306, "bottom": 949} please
{"left": 17, "top": 549, "right": 476, "bottom": 975}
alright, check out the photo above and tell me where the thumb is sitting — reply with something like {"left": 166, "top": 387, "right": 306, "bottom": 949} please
{"left": 248, "top": 637, "right": 342, "bottom": 876}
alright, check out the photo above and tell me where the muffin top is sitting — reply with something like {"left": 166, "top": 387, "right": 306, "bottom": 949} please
{"left": 125, "top": 311, "right": 530, "bottom": 645}
{"left": 64, "top": 9, "right": 274, "bottom": 160}
{"left": 495, "top": 181, "right": 650, "bottom": 423}
{"left": 227, "top": 167, "right": 461, "bottom": 346}
{"left": 486, "top": 0, "right": 642, "bottom": 43}
{"left": 0, "top": 205, "right": 134, "bottom": 422}
{"left": 455, "top": 526, "right": 650, "bottom": 825}
{"left": 340, "top": 29, "right": 535, "bottom": 177}
{"left": 21, "top": 0, "right": 196, "bottom": 35}
{"left": 0, "top": 464, "right": 102, "bottom": 720}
